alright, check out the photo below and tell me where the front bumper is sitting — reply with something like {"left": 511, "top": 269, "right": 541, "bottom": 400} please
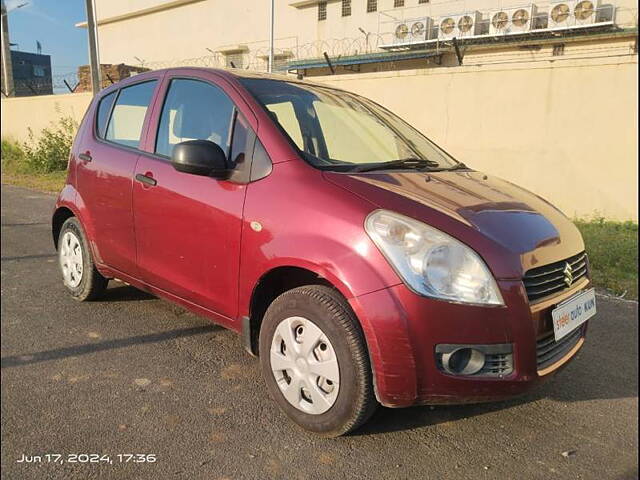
{"left": 349, "top": 277, "right": 590, "bottom": 408}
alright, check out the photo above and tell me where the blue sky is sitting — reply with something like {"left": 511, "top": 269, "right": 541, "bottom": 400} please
{"left": 5, "top": 0, "right": 88, "bottom": 92}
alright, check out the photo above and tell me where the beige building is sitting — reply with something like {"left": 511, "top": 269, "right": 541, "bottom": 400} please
{"left": 2, "top": 0, "right": 638, "bottom": 220}
{"left": 80, "top": 0, "right": 638, "bottom": 69}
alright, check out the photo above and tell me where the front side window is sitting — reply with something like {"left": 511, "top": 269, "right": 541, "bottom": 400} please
{"left": 240, "top": 78, "right": 458, "bottom": 172}
{"left": 105, "top": 81, "right": 157, "bottom": 149}
{"left": 155, "top": 79, "right": 234, "bottom": 158}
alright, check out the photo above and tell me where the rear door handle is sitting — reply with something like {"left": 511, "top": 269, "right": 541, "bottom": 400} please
{"left": 135, "top": 173, "right": 157, "bottom": 187}
{"left": 78, "top": 153, "right": 92, "bottom": 162}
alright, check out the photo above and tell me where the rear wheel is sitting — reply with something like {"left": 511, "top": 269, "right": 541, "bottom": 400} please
{"left": 58, "top": 217, "right": 108, "bottom": 301}
{"left": 259, "top": 285, "right": 377, "bottom": 436}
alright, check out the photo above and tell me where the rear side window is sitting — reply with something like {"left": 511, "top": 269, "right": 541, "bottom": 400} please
{"left": 96, "top": 91, "right": 116, "bottom": 138}
{"left": 105, "top": 81, "right": 157, "bottom": 149}
{"left": 155, "top": 79, "right": 234, "bottom": 157}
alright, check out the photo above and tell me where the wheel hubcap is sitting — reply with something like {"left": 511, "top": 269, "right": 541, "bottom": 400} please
{"left": 59, "top": 231, "right": 83, "bottom": 288}
{"left": 270, "top": 316, "right": 340, "bottom": 415}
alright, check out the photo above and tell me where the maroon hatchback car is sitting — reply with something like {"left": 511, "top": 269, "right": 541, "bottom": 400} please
{"left": 53, "top": 68, "right": 596, "bottom": 436}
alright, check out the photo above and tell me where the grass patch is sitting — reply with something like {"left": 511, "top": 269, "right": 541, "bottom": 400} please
{"left": 576, "top": 218, "right": 638, "bottom": 300}
{"left": 1, "top": 170, "right": 67, "bottom": 193}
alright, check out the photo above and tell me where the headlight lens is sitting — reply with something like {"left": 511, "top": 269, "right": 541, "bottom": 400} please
{"left": 365, "top": 210, "right": 504, "bottom": 305}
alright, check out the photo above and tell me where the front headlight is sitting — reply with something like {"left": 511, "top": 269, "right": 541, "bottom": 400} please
{"left": 365, "top": 210, "right": 504, "bottom": 306}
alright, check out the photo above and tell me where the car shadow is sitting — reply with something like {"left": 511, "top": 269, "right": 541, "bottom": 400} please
{"left": 354, "top": 394, "right": 542, "bottom": 436}
{"left": 98, "top": 284, "right": 157, "bottom": 302}
{"left": 1, "top": 222, "right": 49, "bottom": 227}
{"left": 0, "top": 324, "right": 219, "bottom": 369}
{"left": 1, "top": 253, "right": 57, "bottom": 262}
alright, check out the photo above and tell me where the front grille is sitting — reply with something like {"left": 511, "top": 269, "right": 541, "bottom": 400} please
{"left": 536, "top": 326, "right": 584, "bottom": 371}
{"left": 523, "top": 251, "right": 588, "bottom": 302}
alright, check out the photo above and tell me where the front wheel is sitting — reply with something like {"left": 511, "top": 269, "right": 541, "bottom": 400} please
{"left": 58, "top": 217, "right": 108, "bottom": 301}
{"left": 259, "top": 285, "right": 377, "bottom": 436}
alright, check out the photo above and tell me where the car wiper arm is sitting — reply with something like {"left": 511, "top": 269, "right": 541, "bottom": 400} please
{"left": 351, "top": 158, "right": 441, "bottom": 173}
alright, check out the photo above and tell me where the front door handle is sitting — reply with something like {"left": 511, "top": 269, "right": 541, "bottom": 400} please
{"left": 135, "top": 173, "right": 157, "bottom": 187}
{"left": 78, "top": 152, "right": 92, "bottom": 162}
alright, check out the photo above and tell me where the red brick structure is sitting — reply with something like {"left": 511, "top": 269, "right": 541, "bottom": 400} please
{"left": 76, "top": 64, "right": 150, "bottom": 92}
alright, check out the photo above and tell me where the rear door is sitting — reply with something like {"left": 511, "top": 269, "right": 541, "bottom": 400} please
{"left": 76, "top": 78, "right": 159, "bottom": 276}
{"left": 132, "top": 74, "right": 252, "bottom": 321}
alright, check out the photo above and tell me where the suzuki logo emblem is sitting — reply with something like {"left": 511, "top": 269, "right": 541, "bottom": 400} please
{"left": 563, "top": 262, "right": 574, "bottom": 287}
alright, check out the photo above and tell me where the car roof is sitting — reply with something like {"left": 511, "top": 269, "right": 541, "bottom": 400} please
{"left": 145, "top": 66, "right": 309, "bottom": 84}
{"left": 96, "top": 66, "right": 341, "bottom": 99}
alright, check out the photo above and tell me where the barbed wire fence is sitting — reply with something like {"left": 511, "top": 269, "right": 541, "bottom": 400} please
{"left": 137, "top": 33, "right": 397, "bottom": 72}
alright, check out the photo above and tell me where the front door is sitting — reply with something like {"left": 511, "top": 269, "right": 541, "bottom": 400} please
{"left": 133, "top": 77, "right": 248, "bottom": 320}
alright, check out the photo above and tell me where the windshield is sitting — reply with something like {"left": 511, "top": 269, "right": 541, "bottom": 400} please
{"left": 239, "top": 78, "right": 459, "bottom": 172}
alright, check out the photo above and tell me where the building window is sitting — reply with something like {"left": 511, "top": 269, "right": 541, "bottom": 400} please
{"left": 318, "top": 2, "right": 327, "bottom": 21}
{"left": 394, "top": 0, "right": 404, "bottom": 7}
{"left": 366, "top": 0, "right": 377, "bottom": 13}
{"left": 418, "top": 0, "right": 429, "bottom": 3}
{"left": 341, "top": 0, "right": 351, "bottom": 17}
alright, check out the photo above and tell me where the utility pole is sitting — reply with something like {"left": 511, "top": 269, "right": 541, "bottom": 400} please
{"left": 84, "top": 0, "right": 101, "bottom": 95}
{"left": 268, "top": 0, "right": 274, "bottom": 73}
{"left": 1, "top": 0, "right": 24, "bottom": 97}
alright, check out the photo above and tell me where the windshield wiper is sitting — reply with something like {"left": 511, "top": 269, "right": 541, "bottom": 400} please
{"left": 351, "top": 158, "right": 441, "bottom": 173}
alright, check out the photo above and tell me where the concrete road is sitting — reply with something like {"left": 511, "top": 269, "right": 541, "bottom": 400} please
{"left": 1, "top": 184, "right": 637, "bottom": 480}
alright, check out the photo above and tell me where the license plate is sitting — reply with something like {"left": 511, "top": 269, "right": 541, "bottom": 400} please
{"left": 551, "top": 288, "right": 596, "bottom": 341}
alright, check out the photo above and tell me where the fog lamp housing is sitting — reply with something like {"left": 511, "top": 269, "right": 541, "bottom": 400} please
{"left": 435, "top": 343, "right": 514, "bottom": 377}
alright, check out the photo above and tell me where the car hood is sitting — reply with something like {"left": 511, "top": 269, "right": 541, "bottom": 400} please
{"left": 323, "top": 170, "right": 585, "bottom": 279}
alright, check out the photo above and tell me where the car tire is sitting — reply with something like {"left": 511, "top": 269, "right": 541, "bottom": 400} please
{"left": 259, "top": 285, "right": 377, "bottom": 436}
{"left": 57, "top": 217, "right": 108, "bottom": 301}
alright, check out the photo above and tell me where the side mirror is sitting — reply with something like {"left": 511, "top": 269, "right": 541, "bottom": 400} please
{"left": 171, "top": 140, "right": 228, "bottom": 177}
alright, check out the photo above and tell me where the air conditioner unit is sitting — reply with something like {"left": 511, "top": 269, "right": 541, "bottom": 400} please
{"left": 489, "top": 5, "right": 538, "bottom": 35}
{"left": 410, "top": 17, "right": 434, "bottom": 42}
{"left": 548, "top": 1, "right": 576, "bottom": 29}
{"left": 393, "top": 21, "right": 410, "bottom": 45}
{"left": 438, "top": 11, "right": 481, "bottom": 40}
{"left": 393, "top": 17, "right": 434, "bottom": 45}
{"left": 573, "top": 0, "right": 599, "bottom": 26}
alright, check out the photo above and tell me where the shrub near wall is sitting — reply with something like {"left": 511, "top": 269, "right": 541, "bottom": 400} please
{"left": 1, "top": 116, "right": 77, "bottom": 174}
